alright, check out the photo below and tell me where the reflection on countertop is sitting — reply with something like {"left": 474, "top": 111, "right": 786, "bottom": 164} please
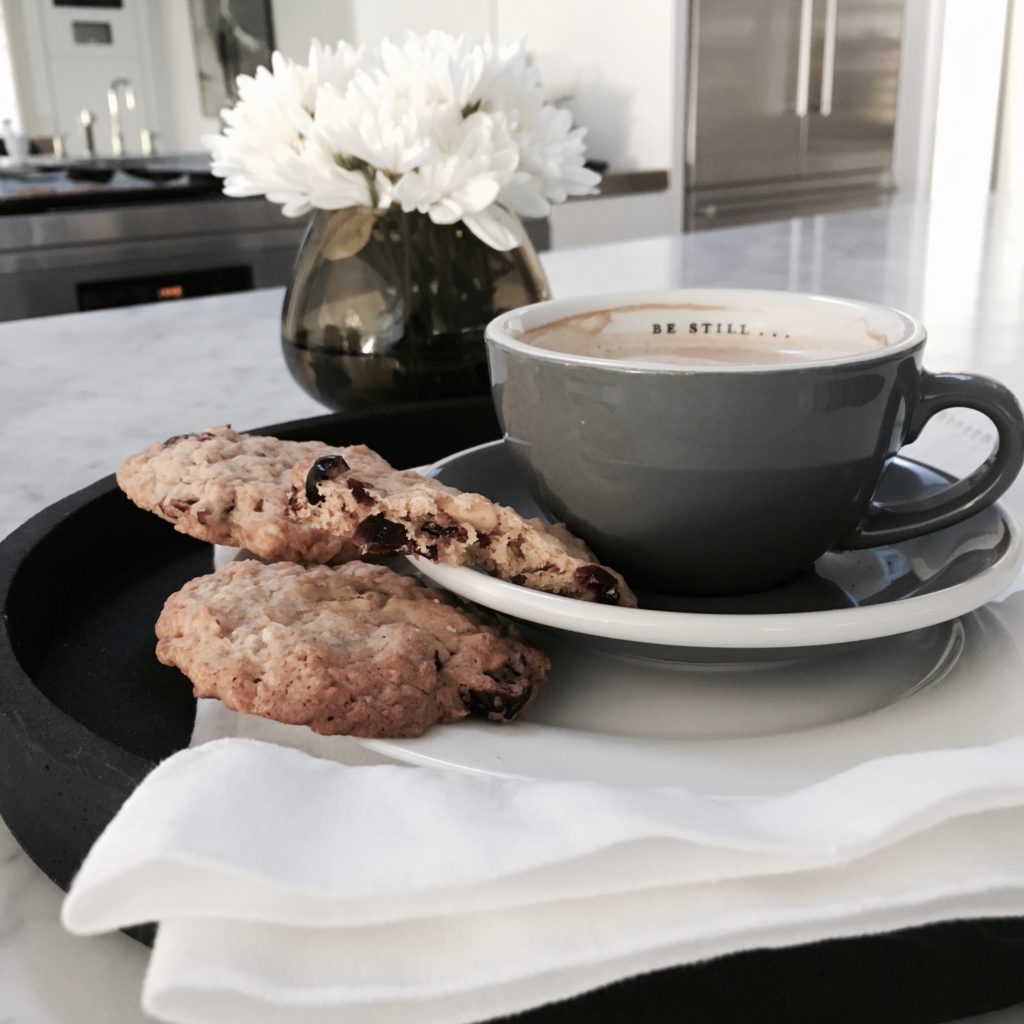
{"left": 544, "top": 194, "right": 1024, "bottom": 370}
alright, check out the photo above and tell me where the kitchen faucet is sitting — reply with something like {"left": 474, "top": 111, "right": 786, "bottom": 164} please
{"left": 107, "top": 78, "right": 136, "bottom": 158}
{"left": 79, "top": 109, "right": 96, "bottom": 157}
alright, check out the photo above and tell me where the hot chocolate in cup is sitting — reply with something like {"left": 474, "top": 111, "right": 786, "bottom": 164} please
{"left": 485, "top": 289, "right": 1024, "bottom": 596}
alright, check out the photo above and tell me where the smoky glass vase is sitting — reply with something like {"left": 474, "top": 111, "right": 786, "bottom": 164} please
{"left": 281, "top": 206, "right": 550, "bottom": 411}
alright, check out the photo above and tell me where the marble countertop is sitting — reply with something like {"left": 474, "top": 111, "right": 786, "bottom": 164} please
{"left": 2, "top": 197, "right": 1024, "bottom": 1022}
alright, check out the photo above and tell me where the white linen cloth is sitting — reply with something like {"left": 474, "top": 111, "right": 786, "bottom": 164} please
{"left": 62, "top": 736, "right": 1024, "bottom": 1024}
{"left": 61, "top": 367, "right": 1024, "bottom": 1023}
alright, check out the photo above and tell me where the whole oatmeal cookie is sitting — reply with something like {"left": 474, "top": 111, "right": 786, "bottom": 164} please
{"left": 117, "top": 427, "right": 356, "bottom": 563}
{"left": 286, "top": 446, "right": 637, "bottom": 606}
{"left": 155, "top": 559, "right": 550, "bottom": 738}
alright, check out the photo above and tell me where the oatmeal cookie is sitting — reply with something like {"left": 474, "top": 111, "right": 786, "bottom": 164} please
{"left": 155, "top": 560, "right": 550, "bottom": 738}
{"left": 286, "top": 445, "right": 636, "bottom": 606}
{"left": 117, "top": 427, "right": 356, "bottom": 563}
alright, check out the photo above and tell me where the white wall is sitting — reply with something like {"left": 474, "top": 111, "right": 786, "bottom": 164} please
{"left": 495, "top": 0, "right": 684, "bottom": 246}
{"left": 349, "top": 0, "right": 490, "bottom": 45}
{"left": 929, "top": 0, "right": 1009, "bottom": 204}
{"left": 891, "top": 0, "right": 946, "bottom": 197}
{"left": 273, "top": 0, "right": 355, "bottom": 61}
{"left": 2, "top": 0, "right": 56, "bottom": 138}
{"left": 0, "top": 1, "right": 21, "bottom": 131}
{"left": 996, "top": 0, "right": 1024, "bottom": 193}
{"left": 272, "top": 0, "right": 490, "bottom": 56}
{"left": 496, "top": 0, "right": 676, "bottom": 174}
{"left": 144, "top": 2, "right": 217, "bottom": 155}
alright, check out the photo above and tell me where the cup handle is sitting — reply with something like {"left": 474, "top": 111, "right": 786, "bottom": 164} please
{"left": 837, "top": 372, "right": 1024, "bottom": 549}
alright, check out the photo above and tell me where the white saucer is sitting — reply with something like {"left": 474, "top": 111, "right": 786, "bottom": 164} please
{"left": 361, "top": 595, "right": 1024, "bottom": 794}
{"left": 408, "top": 440, "right": 1024, "bottom": 649}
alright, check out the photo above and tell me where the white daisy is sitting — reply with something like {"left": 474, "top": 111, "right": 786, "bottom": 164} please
{"left": 204, "top": 31, "right": 601, "bottom": 248}
{"left": 392, "top": 108, "right": 522, "bottom": 246}
{"left": 204, "top": 40, "right": 367, "bottom": 217}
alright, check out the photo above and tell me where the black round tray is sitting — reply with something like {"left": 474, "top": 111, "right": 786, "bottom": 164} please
{"left": 1, "top": 396, "right": 1022, "bottom": 1024}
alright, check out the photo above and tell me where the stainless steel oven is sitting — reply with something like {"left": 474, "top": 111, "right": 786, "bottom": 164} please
{"left": 0, "top": 195, "right": 306, "bottom": 321}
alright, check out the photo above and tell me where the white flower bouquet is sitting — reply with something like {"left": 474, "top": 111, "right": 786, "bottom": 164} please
{"left": 204, "top": 31, "right": 601, "bottom": 252}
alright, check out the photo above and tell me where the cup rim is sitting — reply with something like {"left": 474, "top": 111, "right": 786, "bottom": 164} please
{"left": 485, "top": 288, "right": 926, "bottom": 373}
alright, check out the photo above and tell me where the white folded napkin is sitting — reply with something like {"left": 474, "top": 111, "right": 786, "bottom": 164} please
{"left": 62, "top": 735, "right": 1024, "bottom": 1024}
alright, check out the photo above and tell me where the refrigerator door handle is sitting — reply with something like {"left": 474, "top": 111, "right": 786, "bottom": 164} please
{"left": 795, "top": 0, "right": 815, "bottom": 117}
{"left": 819, "top": 0, "right": 839, "bottom": 116}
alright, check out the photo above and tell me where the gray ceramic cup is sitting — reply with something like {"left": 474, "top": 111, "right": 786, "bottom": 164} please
{"left": 485, "top": 288, "right": 1024, "bottom": 596}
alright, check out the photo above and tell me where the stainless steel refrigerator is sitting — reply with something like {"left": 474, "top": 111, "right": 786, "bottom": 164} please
{"left": 685, "top": 0, "right": 904, "bottom": 230}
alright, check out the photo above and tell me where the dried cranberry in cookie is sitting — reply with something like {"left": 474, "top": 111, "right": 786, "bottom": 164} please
{"left": 304, "top": 453, "right": 349, "bottom": 504}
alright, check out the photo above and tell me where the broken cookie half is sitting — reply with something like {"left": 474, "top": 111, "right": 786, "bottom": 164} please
{"left": 287, "top": 445, "right": 637, "bottom": 607}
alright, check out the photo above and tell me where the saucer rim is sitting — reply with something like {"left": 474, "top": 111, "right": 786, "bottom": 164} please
{"left": 408, "top": 440, "right": 1024, "bottom": 649}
